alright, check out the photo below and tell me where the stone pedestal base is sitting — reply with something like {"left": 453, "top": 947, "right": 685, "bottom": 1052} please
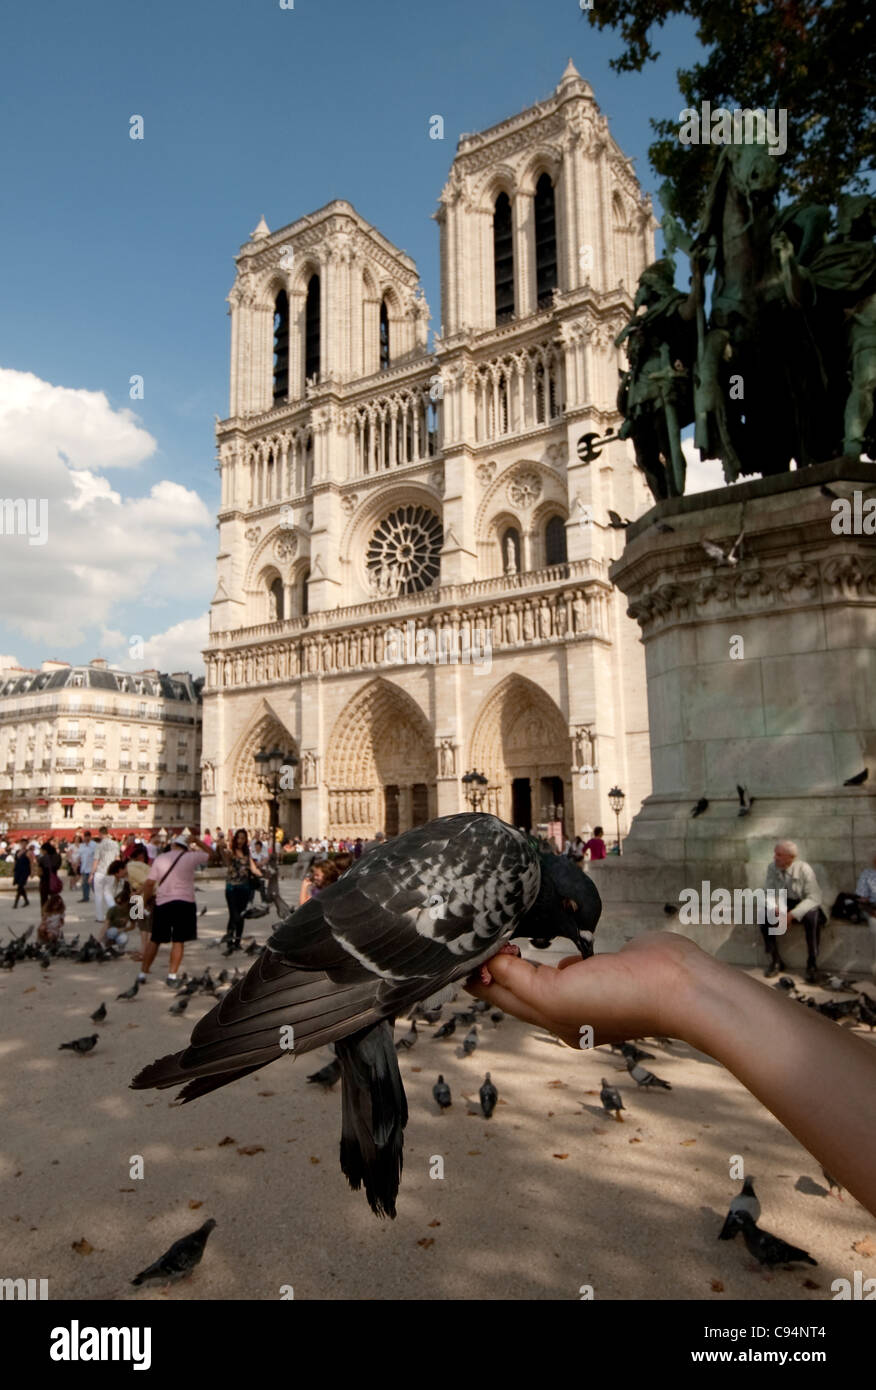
{"left": 599, "top": 460, "right": 876, "bottom": 967}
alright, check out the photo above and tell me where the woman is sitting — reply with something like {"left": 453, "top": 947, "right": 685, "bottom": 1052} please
{"left": 221, "top": 829, "right": 263, "bottom": 950}
{"left": 38, "top": 891, "right": 65, "bottom": 944}
{"left": 12, "top": 840, "right": 33, "bottom": 908}
{"left": 37, "top": 836, "right": 63, "bottom": 908}
{"left": 125, "top": 843, "right": 153, "bottom": 960}
{"left": 66, "top": 834, "right": 82, "bottom": 891}
{"left": 299, "top": 858, "right": 340, "bottom": 904}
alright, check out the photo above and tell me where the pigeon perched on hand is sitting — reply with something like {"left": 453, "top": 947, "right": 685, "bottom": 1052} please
{"left": 307, "top": 1056, "right": 341, "bottom": 1089}
{"left": 599, "top": 1078, "right": 625, "bottom": 1121}
{"left": 90, "top": 1003, "right": 107, "bottom": 1023}
{"left": 727, "top": 1210, "right": 816, "bottom": 1267}
{"left": 432, "top": 1075, "right": 452, "bottom": 1111}
{"left": 131, "top": 813, "right": 601, "bottom": 1220}
{"left": 59, "top": 1034, "right": 99, "bottom": 1054}
{"left": 718, "top": 1177, "right": 760, "bottom": 1239}
{"left": 131, "top": 1218, "right": 217, "bottom": 1286}
{"left": 117, "top": 980, "right": 140, "bottom": 1001}
{"left": 626, "top": 1057, "right": 671, "bottom": 1089}
{"left": 479, "top": 1073, "right": 498, "bottom": 1118}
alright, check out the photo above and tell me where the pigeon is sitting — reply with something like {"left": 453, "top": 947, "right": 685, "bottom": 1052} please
{"left": 471, "top": 999, "right": 490, "bottom": 1014}
{"left": 218, "top": 969, "right": 229, "bottom": 984}
{"left": 607, "top": 509, "right": 630, "bottom": 529}
{"left": 727, "top": 1210, "right": 816, "bottom": 1267}
{"left": 131, "top": 1218, "right": 217, "bottom": 1286}
{"left": 432, "top": 1074, "right": 452, "bottom": 1111}
{"left": 307, "top": 1056, "right": 342, "bottom": 1089}
{"left": 452, "top": 1008, "right": 478, "bottom": 1027}
{"left": 690, "top": 797, "right": 709, "bottom": 818}
{"left": 479, "top": 1073, "right": 498, "bottom": 1118}
{"left": 821, "top": 1167, "right": 844, "bottom": 1199}
{"left": 421, "top": 1006, "right": 443, "bottom": 1024}
{"left": 718, "top": 1177, "right": 761, "bottom": 1238}
{"left": 169, "top": 997, "right": 189, "bottom": 1016}
{"left": 199, "top": 906, "right": 207, "bottom": 917}
{"left": 817, "top": 998, "right": 859, "bottom": 1020}
{"left": 843, "top": 768, "right": 869, "bottom": 786}
{"left": 90, "top": 1002, "right": 107, "bottom": 1023}
{"left": 433, "top": 1017, "right": 457, "bottom": 1040}
{"left": 655, "top": 521, "right": 675, "bottom": 533}
{"left": 857, "top": 997, "right": 876, "bottom": 1030}
{"left": 116, "top": 980, "right": 140, "bottom": 1001}
{"left": 462, "top": 1026, "right": 479, "bottom": 1056}
{"left": 774, "top": 976, "right": 797, "bottom": 993}
{"left": 599, "top": 1077, "right": 625, "bottom": 1121}
{"left": 243, "top": 904, "right": 270, "bottom": 919}
{"left": 621, "top": 1042, "right": 655, "bottom": 1062}
{"left": 59, "top": 1034, "right": 99, "bottom": 1054}
{"left": 490, "top": 1010, "right": 504, "bottom": 1025}
{"left": 131, "top": 813, "right": 602, "bottom": 1219}
{"left": 395, "top": 1020, "right": 418, "bottom": 1052}
{"left": 824, "top": 974, "right": 856, "bottom": 993}
{"left": 736, "top": 784, "right": 755, "bottom": 817}
{"left": 626, "top": 1057, "right": 671, "bottom": 1089}
{"left": 663, "top": 902, "right": 678, "bottom": 915}
{"left": 702, "top": 527, "right": 744, "bottom": 567}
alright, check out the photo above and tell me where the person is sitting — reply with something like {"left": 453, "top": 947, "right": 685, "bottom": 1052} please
{"left": 250, "top": 839, "right": 270, "bottom": 903}
{"left": 584, "top": 827, "right": 607, "bottom": 861}
{"left": 465, "top": 930, "right": 876, "bottom": 1218}
{"left": 221, "top": 829, "right": 263, "bottom": 951}
{"left": 202, "top": 827, "right": 213, "bottom": 848}
{"left": 855, "top": 849, "right": 876, "bottom": 977}
{"left": 139, "top": 834, "right": 211, "bottom": 985}
{"left": 38, "top": 891, "right": 65, "bottom": 944}
{"left": 301, "top": 859, "right": 340, "bottom": 903}
{"left": 121, "top": 833, "right": 137, "bottom": 862}
{"left": 91, "top": 826, "right": 119, "bottom": 927}
{"left": 567, "top": 835, "right": 585, "bottom": 864}
{"left": 333, "top": 851, "right": 353, "bottom": 876}
{"left": 99, "top": 860, "right": 131, "bottom": 950}
{"left": 125, "top": 843, "right": 153, "bottom": 960}
{"left": 37, "top": 836, "right": 63, "bottom": 908}
{"left": 66, "top": 834, "right": 82, "bottom": 890}
{"left": 353, "top": 837, "right": 363, "bottom": 859}
{"left": 12, "top": 840, "right": 33, "bottom": 908}
{"left": 763, "top": 839, "right": 827, "bottom": 983}
{"left": 76, "top": 830, "right": 95, "bottom": 901}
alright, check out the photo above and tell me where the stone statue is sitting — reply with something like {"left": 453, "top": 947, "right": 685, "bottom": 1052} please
{"left": 504, "top": 534, "right": 518, "bottom": 575}
{"left": 201, "top": 761, "right": 214, "bottom": 794}
{"left": 572, "top": 592, "right": 587, "bottom": 633}
{"left": 439, "top": 739, "right": 455, "bottom": 777}
{"left": 506, "top": 607, "right": 519, "bottom": 643}
{"left": 522, "top": 605, "right": 534, "bottom": 641}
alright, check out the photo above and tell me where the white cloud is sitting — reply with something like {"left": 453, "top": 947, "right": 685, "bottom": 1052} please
{"left": 100, "top": 613, "right": 209, "bottom": 676}
{"left": 0, "top": 369, "right": 214, "bottom": 657}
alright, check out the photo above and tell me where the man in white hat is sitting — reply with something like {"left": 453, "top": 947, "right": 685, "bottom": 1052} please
{"left": 138, "top": 833, "right": 210, "bottom": 986}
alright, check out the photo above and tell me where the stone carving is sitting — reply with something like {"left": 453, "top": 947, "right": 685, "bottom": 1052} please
{"left": 244, "top": 527, "right": 262, "bottom": 544}
{"left": 341, "top": 494, "right": 358, "bottom": 516}
{"left": 201, "top": 760, "right": 215, "bottom": 793}
{"left": 300, "top": 751, "right": 317, "bottom": 787}
{"left": 275, "top": 534, "right": 297, "bottom": 561}
{"left": 476, "top": 461, "right": 497, "bottom": 486}
{"left": 507, "top": 470, "right": 542, "bottom": 508}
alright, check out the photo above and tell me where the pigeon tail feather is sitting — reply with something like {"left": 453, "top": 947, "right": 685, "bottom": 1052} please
{"left": 336, "top": 1018, "right": 408, "bottom": 1219}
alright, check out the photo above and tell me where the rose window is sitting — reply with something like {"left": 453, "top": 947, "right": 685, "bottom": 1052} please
{"left": 367, "top": 506, "right": 443, "bottom": 595}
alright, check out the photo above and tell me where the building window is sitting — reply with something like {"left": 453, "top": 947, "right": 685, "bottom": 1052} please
{"left": 269, "top": 577, "right": 284, "bottom": 621}
{"left": 273, "top": 289, "right": 289, "bottom": 402}
{"left": 138, "top": 702, "right": 146, "bottom": 717}
{"left": 545, "top": 515, "right": 568, "bottom": 567}
{"left": 305, "top": 274, "right": 321, "bottom": 382}
{"left": 63, "top": 804, "right": 73, "bottom": 819}
{"left": 493, "top": 193, "right": 515, "bottom": 324}
{"left": 379, "top": 300, "right": 390, "bottom": 370}
{"left": 535, "top": 173, "right": 558, "bottom": 307}
{"left": 301, "top": 569, "right": 310, "bottom": 616}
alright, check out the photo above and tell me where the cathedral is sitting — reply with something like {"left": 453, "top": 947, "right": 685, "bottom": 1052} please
{"left": 200, "top": 61, "right": 656, "bottom": 841}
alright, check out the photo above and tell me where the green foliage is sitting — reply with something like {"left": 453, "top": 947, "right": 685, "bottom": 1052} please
{"left": 586, "top": 0, "right": 875, "bottom": 228}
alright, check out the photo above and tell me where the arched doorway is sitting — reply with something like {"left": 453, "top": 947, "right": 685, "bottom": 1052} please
{"left": 469, "top": 675, "right": 570, "bottom": 833}
{"left": 229, "top": 713, "right": 301, "bottom": 841}
{"left": 325, "top": 678, "right": 436, "bottom": 838}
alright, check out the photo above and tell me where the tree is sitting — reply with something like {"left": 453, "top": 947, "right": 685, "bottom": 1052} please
{"left": 587, "top": 0, "right": 875, "bottom": 230}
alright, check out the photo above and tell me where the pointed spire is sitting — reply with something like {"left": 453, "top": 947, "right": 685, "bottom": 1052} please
{"left": 557, "top": 57, "right": 592, "bottom": 96}
{"left": 251, "top": 215, "right": 270, "bottom": 240}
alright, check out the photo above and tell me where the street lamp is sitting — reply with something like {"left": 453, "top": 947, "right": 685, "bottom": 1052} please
{"left": 253, "top": 746, "right": 298, "bottom": 861}
{"left": 608, "top": 785, "right": 625, "bottom": 856}
{"left": 461, "top": 770, "right": 488, "bottom": 812}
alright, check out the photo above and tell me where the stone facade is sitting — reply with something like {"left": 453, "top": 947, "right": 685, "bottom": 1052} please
{"left": 201, "top": 62, "right": 656, "bottom": 839}
{"left": 0, "top": 659, "right": 202, "bottom": 835}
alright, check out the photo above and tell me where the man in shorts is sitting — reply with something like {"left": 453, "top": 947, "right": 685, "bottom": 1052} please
{"left": 138, "top": 833, "right": 210, "bottom": 986}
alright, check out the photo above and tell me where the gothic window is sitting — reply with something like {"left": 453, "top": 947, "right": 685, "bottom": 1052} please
{"left": 305, "top": 275, "right": 321, "bottom": 382}
{"left": 367, "top": 506, "right": 443, "bottom": 595}
{"left": 493, "top": 193, "right": 515, "bottom": 324}
{"left": 273, "top": 290, "right": 289, "bottom": 402}
{"left": 301, "top": 569, "right": 310, "bottom": 616}
{"left": 535, "top": 173, "right": 558, "bottom": 307}
{"left": 545, "top": 515, "right": 567, "bottom": 566}
{"left": 379, "top": 301, "right": 390, "bottom": 370}
{"left": 502, "top": 526, "right": 521, "bottom": 575}
{"left": 269, "top": 577, "right": 284, "bottom": 621}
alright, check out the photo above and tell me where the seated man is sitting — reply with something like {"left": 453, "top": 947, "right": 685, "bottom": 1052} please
{"left": 763, "top": 839, "right": 827, "bottom": 984}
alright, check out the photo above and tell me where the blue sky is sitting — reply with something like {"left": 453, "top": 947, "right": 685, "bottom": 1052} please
{"left": 0, "top": 0, "right": 702, "bottom": 674}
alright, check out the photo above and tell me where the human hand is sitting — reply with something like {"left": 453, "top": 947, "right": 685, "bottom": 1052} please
{"left": 465, "top": 931, "right": 709, "bottom": 1050}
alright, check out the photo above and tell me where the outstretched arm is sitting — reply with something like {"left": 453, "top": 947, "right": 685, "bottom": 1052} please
{"left": 467, "top": 932, "right": 876, "bottom": 1216}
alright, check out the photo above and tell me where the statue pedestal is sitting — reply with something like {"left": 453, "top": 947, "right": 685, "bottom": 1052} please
{"left": 590, "top": 460, "right": 876, "bottom": 969}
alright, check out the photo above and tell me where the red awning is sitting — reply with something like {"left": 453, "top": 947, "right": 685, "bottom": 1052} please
{"left": 137, "top": 799, "right": 149, "bottom": 807}
{"left": 60, "top": 798, "right": 76, "bottom": 805}
{"left": 119, "top": 799, "right": 131, "bottom": 808}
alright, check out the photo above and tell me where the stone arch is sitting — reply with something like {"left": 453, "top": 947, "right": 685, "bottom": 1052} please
{"left": 518, "top": 147, "right": 564, "bottom": 197}
{"left": 228, "top": 708, "right": 300, "bottom": 838}
{"left": 468, "top": 674, "right": 570, "bottom": 831}
{"left": 475, "top": 165, "right": 518, "bottom": 213}
{"left": 325, "top": 677, "right": 436, "bottom": 838}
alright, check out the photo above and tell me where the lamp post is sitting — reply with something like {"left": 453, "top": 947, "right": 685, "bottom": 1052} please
{"left": 253, "top": 746, "right": 298, "bottom": 863}
{"left": 608, "top": 785, "right": 625, "bottom": 856}
{"left": 461, "top": 770, "right": 488, "bottom": 812}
